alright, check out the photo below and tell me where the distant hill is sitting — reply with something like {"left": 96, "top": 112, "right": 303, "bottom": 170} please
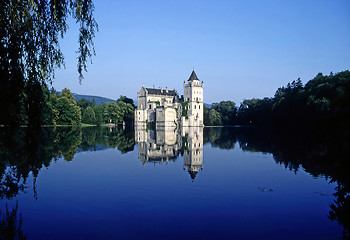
{"left": 204, "top": 103, "right": 212, "bottom": 108}
{"left": 72, "top": 93, "right": 115, "bottom": 105}
{"left": 69, "top": 92, "right": 211, "bottom": 108}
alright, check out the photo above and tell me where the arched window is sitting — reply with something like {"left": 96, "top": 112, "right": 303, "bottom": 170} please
{"left": 199, "top": 105, "right": 200, "bottom": 109}
{"left": 194, "top": 105, "right": 196, "bottom": 109}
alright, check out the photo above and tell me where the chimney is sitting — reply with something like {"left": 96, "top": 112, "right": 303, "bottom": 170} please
{"left": 166, "top": 86, "right": 168, "bottom": 93}
{"left": 160, "top": 87, "right": 163, "bottom": 93}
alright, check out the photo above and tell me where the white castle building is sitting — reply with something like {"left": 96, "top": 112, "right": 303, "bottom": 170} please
{"left": 135, "top": 70, "right": 204, "bottom": 127}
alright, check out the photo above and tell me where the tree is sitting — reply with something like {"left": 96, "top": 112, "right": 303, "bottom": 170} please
{"left": 77, "top": 98, "right": 91, "bottom": 111}
{"left": 203, "top": 105, "right": 210, "bottom": 126}
{"left": 212, "top": 101, "right": 237, "bottom": 125}
{"left": 82, "top": 106, "right": 96, "bottom": 124}
{"left": 117, "top": 95, "right": 135, "bottom": 107}
{"left": 104, "top": 102, "right": 119, "bottom": 123}
{"left": 54, "top": 88, "right": 81, "bottom": 125}
{"left": 93, "top": 103, "right": 106, "bottom": 125}
{"left": 0, "top": 0, "right": 98, "bottom": 127}
{"left": 208, "top": 109, "right": 221, "bottom": 126}
{"left": 116, "top": 100, "right": 134, "bottom": 123}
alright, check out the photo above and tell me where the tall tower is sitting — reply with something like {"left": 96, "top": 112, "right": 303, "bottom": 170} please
{"left": 183, "top": 70, "right": 204, "bottom": 126}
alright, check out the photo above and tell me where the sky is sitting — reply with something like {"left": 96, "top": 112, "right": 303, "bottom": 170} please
{"left": 53, "top": 0, "right": 350, "bottom": 104}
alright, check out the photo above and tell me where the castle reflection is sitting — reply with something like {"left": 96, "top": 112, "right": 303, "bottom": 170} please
{"left": 135, "top": 126, "right": 204, "bottom": 180}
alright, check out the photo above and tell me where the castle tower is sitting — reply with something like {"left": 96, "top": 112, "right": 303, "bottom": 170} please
{"left": 183, "top": 70, "right": 204, "bottom": 126}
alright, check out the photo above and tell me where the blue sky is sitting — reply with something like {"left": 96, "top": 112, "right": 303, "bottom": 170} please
{"left": 53, "top": 0, "right": 350, "bottom": 104}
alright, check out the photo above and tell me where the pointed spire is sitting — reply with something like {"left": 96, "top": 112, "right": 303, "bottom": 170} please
{"left": 188, "top": 70, "right": 199, "bottom": 81}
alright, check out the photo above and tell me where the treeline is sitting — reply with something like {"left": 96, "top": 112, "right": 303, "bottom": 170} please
{"left": 39, "top": 87, "right": 135, "bottom": 126}
{"left": 204, "top": 70, "right": 350, "bottom": 127}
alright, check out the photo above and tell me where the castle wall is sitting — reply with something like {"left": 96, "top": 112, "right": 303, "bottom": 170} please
{"left": 135, "top": 71, "right": 204, "bottom": 127}
{"left": 156, "top": 107, "right": 177, "bottom": 128}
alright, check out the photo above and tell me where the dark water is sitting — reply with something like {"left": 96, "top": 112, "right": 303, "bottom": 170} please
{"left": 0, "top": 126, "right": 349, "bottom": 239}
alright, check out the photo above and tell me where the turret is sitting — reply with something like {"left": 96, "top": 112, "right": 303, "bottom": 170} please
{"left": 183, "top": 70, "right": 204, "bottom": 126}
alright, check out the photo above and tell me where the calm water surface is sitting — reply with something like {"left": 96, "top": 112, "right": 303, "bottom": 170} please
{"left": 0, "top": 126, "right": 347, "bottom": 239}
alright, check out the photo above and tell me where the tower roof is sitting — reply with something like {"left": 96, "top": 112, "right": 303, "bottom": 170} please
{"left": 188, "top": 70, "right": 199, "bottom": 81}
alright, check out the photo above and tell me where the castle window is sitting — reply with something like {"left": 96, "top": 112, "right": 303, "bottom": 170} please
{"left": 149, "top": 105, "right": 152, "bottom": 109}
{"left": 194, "top": 105, "right": 196, "bottom": 109}
{"left": 199, "top": 105, "right": 200, "bottom": 109}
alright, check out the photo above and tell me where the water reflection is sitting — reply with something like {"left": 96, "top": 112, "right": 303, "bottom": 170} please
{"left": 0, "top": 126, "right": 349, "bottom": 238}
{"left": 0, "top": 201, "right": 27, "bottom": 239}
{"left": 135, "top": 127, "right": 182, "bottom": 165}
{"left": 0, "top": 127, "right": 135, "bottom": 200}
{"left": 182, "top": 127, "right": 203, "bottom": 180}
{"left": 135, "top": 126, "right": 204, "bottom": 180}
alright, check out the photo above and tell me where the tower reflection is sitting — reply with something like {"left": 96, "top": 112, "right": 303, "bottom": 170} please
{"left": 182, "top": 127, "right": 203, "bottom": 180}
{"left": 135, "top": 126, "right": 204, "bottom": 180}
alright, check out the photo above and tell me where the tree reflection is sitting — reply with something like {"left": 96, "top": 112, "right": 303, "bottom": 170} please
{"left": 329, "top": 184, "right": 350, "bottom": 239}
{"left": 203, "top": 127, "right": 236, "bottom": 149}
{"left": 0, "top": 126, "right": 135, "bottom": 200}
{"left": 203, "top": 126, "right": 350, "bottom": 238}
{"left": 0, "top": 202, "right": 27, "bottom": 239}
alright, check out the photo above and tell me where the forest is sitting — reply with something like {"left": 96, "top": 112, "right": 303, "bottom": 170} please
{"left": 26, "top": 87, "right": 135, "bottom": 127}
{"left": 204, "top": 70, "right": 350, "bottom": 128}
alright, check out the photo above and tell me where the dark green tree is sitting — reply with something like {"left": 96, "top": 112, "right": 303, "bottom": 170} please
{"left": 208, "top": 109, "right": 221, "bottom": 126}
{"left": 116, "top": 99, "right": 134, "bottom": 123}
{"left": 77, "top": 98, "right": 91, "bottom": 112}
{"left": 54, "top": 88, "right": 81, "bottom": 125}
{"left": 93, "top": 103, "right": 106, "bottom": 125}
{"left": 212, "top": 101, "right": 237, "bottom": 125}
{"left": 82, "top": 106, "right": 96, "bottom": 124}
{"left": 0, "top": 0, "right": 98, "bottom": 127}
{"left": 203, "top": 105, "right": 210, "bottom": 126}
{"left": 117, "top": 95, "right": 135, "bottom": 107}
{"left": 104, "top": 102, "right": 120, "bottom": 123}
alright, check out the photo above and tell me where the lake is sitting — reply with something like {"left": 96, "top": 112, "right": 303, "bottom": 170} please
{"left": 0, "top": 126, "right": 348, "bottom": 239}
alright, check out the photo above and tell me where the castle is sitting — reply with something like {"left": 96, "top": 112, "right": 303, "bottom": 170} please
{"left": 135, "top": 70, "right": 204, "bottom": 127}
